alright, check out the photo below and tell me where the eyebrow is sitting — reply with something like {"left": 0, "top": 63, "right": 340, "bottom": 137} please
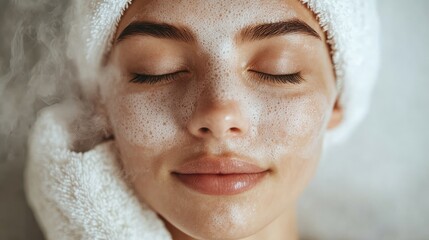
{"left": 238, "top": 19, "right": 321, "bottom": 42}
{"left": 116, "top": 21, "right": 195, "bottom": 43}
{"left": 115, "top": 18, "right": 321, "bottom": 44}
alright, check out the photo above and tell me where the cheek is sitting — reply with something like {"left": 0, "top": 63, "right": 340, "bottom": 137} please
{"left": 253, "top": 93, "right": 331, "bottom": 203}
{"left": 108, "top": 91, "right": 181, "bottom": 151}
{"left": 282, "top": 95, "right": 329, "bottom": 141}
{"left": 257, "top": 92, "right": 331, "bottom": 160}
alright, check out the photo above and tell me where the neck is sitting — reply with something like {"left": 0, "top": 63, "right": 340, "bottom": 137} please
{"left": 164, "top": 207, "right": 298, "bottom": 240}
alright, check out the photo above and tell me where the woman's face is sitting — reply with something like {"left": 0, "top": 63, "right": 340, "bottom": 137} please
{"left": 103, "top": 0, "right": 340, "bottom": 239}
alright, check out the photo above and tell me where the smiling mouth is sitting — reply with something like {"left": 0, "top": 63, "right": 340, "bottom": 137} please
{"left": 172, "top": 157, "right": 269, "bottom": 195}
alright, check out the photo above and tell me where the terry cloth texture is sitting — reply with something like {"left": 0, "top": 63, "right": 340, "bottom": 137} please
{"left": 25, "top": 103, "right": 172, "bottom": 240}
{"left": 72, "top": 0, "right": 380, "bottom": 144}
{"left": 299, "top": 0, "right": 380, "bottom": 144}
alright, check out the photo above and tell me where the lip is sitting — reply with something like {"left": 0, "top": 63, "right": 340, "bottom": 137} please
{"left": 172, "top": 157, "right": 268, "bottom": 195}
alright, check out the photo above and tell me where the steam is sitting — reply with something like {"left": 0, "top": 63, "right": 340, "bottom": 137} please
{"left": 0, "top": 0, "right": 84, "bottom": 162}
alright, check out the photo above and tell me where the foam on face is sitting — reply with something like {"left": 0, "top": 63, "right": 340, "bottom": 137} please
{"left": 104, "top": 0, "right": 336, "bottom": 237}
{"left": 108, "top": 0, "right": 331, "bottom": 158}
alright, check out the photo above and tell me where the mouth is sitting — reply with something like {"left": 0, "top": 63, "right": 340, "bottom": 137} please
{"left": 172, "top": 157, "right": 269, "bottom": 195}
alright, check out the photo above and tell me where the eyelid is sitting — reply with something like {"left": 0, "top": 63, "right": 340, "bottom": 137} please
{"left": 129, "top": 70, "right": 189, "bottom": 84}
{"left": 248, "top": 70, "right": 304, "bottom": 84}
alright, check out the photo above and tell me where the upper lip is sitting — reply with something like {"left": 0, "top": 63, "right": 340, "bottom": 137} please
{"left": 173, "top": 156, "right": 267, "bottom": 174}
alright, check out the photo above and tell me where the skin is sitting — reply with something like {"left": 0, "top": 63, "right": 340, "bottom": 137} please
{"left": 101, "top": 0, "right": 343, "bottom": 239}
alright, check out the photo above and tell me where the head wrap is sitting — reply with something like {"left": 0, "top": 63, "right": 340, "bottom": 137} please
{"left": 299, "top": 0, "right": 380, "bottom": 144}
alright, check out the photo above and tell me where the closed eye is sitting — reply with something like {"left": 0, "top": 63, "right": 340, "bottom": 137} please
{"left": 130, "top": 71, "right": 188, "bottom": 84}
{"left": 249, "top": 70, "right": 304, "bottom": 84}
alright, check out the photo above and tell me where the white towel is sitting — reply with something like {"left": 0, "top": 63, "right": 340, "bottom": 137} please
{"left": 299, "top": 0, "right": 380, "bottom": 144}
{"left": 25, "top": 103, "right": 172, "bottom": 240}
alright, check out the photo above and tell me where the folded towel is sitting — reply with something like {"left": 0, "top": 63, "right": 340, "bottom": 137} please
{"left": 299, "top": 0, "right": 380, "bottom": 144}
{"left": 24, "top": 103, "right": 172, "bottom": 240}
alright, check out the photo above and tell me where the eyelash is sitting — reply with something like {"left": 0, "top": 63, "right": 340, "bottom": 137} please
{"left": 130, "top": 71, "right": 188, "bottom": 84}
{"left": 248, "top": 70, "right": 304, "bottom": 85}
{"left": 129, "top": 70, "right": 304, "bottom": 85}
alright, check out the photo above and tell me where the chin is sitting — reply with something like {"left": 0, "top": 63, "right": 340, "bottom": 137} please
{"left": 158, "top": 193, "right": 275, "bottom": 240}
{"left": 165, "top": 213, "right": 266, "bottom": 240}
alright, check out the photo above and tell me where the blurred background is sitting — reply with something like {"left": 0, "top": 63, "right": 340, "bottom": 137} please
{"left": 1, "top": 0, "right": 428, "bottom": 239}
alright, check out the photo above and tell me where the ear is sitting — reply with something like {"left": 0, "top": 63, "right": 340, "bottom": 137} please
{"left": 327, "top": 97, "right": 344, "bottom": 130}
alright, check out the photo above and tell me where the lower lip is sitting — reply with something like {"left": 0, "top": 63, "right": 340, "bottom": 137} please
{"left": 173, "top": 172, "right": 267, "bottom": 195}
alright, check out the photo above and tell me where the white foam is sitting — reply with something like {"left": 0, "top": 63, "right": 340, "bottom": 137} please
{"left": 103, "top": 0, "right": 337, "bottom": 167}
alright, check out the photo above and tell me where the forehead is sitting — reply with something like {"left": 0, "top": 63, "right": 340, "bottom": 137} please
{"left": 117, "top": 0, "right": 322, "bottom": 39}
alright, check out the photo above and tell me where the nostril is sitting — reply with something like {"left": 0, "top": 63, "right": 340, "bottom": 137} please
{"left": 199, "top": 127, "right": 210, "bottom": 134}
{"left": 194, "top": 126, "right": 245, "bottom": 138}
{"left": 229, "top": 127, "right": 241, "bottom": 134}
{"left": 230, "top": 127, "right": 241, "bottom": 133}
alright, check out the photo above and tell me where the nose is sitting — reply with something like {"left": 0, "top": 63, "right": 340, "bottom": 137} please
{"left": 187, "top": 100, "right": 249, "bottom": 140}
